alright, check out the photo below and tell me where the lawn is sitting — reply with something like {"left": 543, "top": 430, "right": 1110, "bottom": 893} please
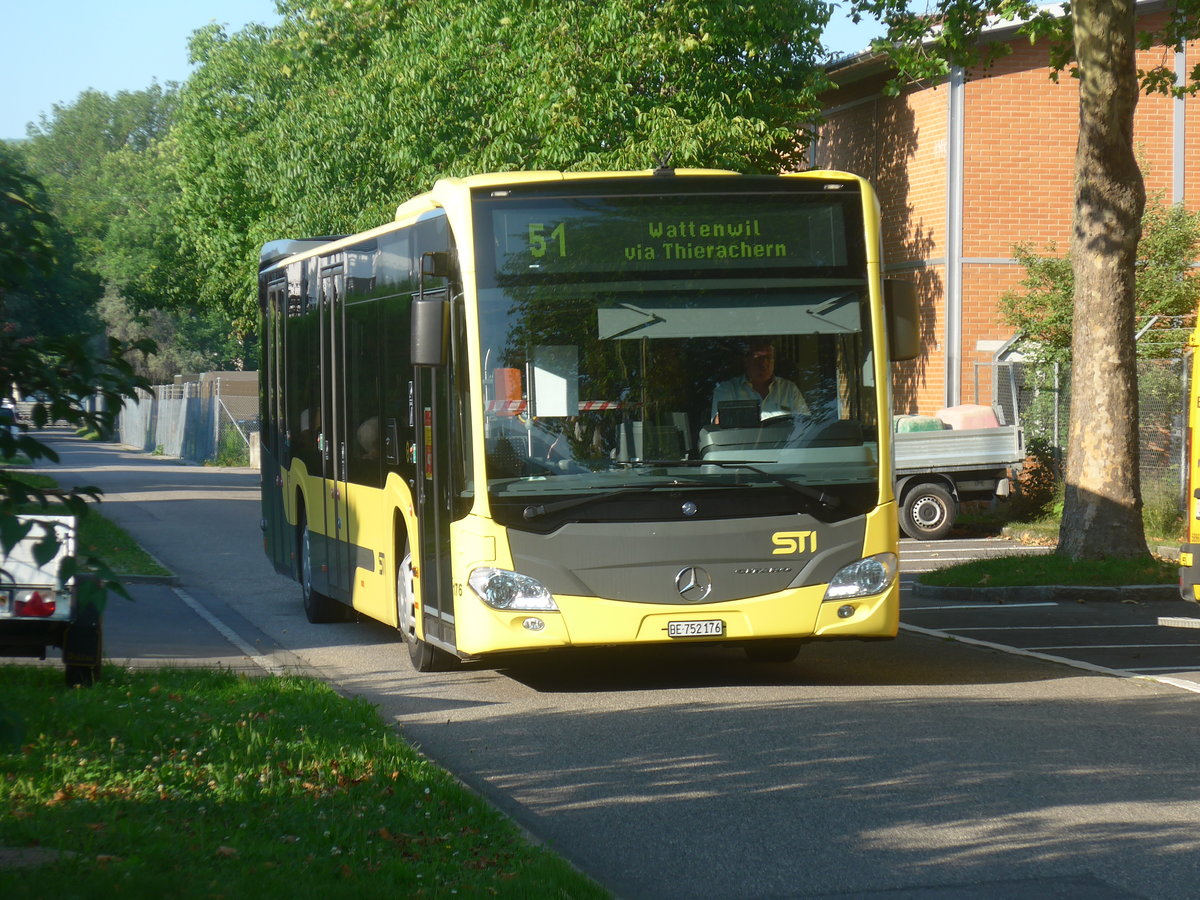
{"left": 915, "top": 550, "right": 1178, "bottom": 588}
{"left": 0, "top": 665, "right": 608, "bottom": 899}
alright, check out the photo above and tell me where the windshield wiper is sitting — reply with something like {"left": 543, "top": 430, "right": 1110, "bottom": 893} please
{"left": 661, "top": 460, "right": 841, "bottom": 509}
{"left": 520, "top": 477, "right": 709, "bottom": 519}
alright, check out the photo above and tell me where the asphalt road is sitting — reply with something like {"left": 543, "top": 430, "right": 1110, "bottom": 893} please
{"left": 23, "top": 432, "right": 1200, "bottom": 900}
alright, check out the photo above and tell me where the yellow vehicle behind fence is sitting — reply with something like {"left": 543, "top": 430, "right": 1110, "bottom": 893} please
{"left": 257, "top": 168, "right": 919, "bottom": 670}
{"left": 1181, "top": 319, "right": 1200, "bottom": 602}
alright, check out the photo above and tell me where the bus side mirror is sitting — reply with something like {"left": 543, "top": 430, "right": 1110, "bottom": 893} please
{"left": 411, "top": 297, "right": 449, "bottom": 366}
{"left": 885, "top": 279, "right": 920, "bottom": 362}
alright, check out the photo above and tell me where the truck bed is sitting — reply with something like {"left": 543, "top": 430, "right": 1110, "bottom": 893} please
{"left": 894, "top": 426, "right": 1024, "bottom": 475}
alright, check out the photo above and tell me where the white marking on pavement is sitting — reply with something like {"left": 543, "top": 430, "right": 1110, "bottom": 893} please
{"left": 941, "top": 624, "right": 1160, "bottom": 632}
{"left": 904, "top": 603, "right": 1059, "bottom": 611}
{"left": 172, "top": 587, "right": 284, "bottom": 675}
{"left": 901, "top": 623, "right": 1200, "bottom": 695}
{"left": 1027, "top": 644, "right": 1200, "bottom": 651}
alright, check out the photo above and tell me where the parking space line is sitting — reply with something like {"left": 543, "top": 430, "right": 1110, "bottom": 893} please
{"left": 904, "top": 603, "right": 1058, "bottom": 612}
{"left": 901, "top": 622, "right": 1200, "bottom": 695}
{"left": 1028, "top": 644, "right": 1200, "bottom": 651}
{"left": 940, "top": 624, "right": 1160, "bottom": 632}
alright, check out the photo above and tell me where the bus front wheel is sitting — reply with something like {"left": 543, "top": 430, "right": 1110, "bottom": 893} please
{"left": 396, "top": 551, "right": 453, "bottom": 672}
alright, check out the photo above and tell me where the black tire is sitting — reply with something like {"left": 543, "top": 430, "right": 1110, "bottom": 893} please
{"left": 298, "top": 513, "right": 346, "bottom": 623}
{"left": 65, "top": 663, "right": 99, "bottom": 688}
{"left": 744, "top": 640, "right": 803, "bottom": 663}
{"left": 396, "top": 550, "right": 454, "bottom": 672}
{"left": 900, "top": 482, "right": 957, "bottom": 541}
{"left": 63, "top": 594, "right": 103, "bottom": 687}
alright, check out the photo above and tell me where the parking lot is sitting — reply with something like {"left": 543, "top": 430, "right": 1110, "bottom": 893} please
{"left": 899, "top": 536, "right": 1200, "bottom": 692}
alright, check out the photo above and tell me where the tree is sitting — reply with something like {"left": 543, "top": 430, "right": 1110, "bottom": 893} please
{"left": 0, "top": 151, "right": 153, "bottom": 605}
{"left": 172, "top": 0, "right": 836, "bottom": 330}
{"left": 19, "top": 85, "right": 177, "bottom": 262}
{"left": 849, "top": 0, "right": 1200, "bottom": 560}
{"left": 14, "top": 86, "right": 245, "bottom": 377}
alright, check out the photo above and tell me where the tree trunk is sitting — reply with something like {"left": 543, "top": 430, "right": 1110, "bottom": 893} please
{"left": 1057, "top": 0, "right": 1149, "bottom": 559}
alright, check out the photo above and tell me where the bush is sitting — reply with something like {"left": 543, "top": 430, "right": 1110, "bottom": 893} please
{"left": 1142, "top": 470, "right": 1184, "bottom": 543}
{"left": 211, "top": 428, "right": 249, "bottom": 467}
{"left": 1009, "top": 436, "right": 1060, "bottom": 520}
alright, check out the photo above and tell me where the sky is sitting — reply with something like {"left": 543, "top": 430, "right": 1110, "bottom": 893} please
{"left": 0, "top": 1, "right": 878, "bottom": 143}
{"left": 0, "top": 0, "right": 281, "bottom": 141}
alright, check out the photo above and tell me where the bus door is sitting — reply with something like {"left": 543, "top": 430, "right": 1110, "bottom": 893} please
{"left": 412, "top": 278, "right": 457, "bottom": 651}
{"left": 320, "top": 263, "right": 353, "bottom": 600}
{"left": 263, "top": 276, "right": 290, "bottom": 572}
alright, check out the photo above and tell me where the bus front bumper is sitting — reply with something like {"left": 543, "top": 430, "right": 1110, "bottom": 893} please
{"left": 454, "top": 579, "right": 899, "bottom": 656}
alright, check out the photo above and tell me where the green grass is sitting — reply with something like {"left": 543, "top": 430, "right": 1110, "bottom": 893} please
{"left": 0, "top": 666, "right": 608, "bottom": 899}
{"left": 916, "top": 551, "right": 1178, "bottom": 588}
{"left": 4, "top": 471, "right": 170, "bottom": 578}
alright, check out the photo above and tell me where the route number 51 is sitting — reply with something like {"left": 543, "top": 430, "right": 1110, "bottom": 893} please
{"left": 528, "top": 222, "right": 566, "bottom": 259}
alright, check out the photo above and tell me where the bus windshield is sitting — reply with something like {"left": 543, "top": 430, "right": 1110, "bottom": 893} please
{"left": 472, "top": 178, "right": 879, "bottom": 525}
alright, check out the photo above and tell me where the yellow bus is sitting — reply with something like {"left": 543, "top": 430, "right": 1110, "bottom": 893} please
{"left": 258, "top": 169, "right": 919, "bottom": 670}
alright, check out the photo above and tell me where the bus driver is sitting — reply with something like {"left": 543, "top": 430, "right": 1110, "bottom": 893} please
{"left": 711, "top": 337, "right": 810, "bottom": 424}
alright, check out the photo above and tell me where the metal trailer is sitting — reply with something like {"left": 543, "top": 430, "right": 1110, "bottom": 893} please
{"left": 0, "top": 515, "right": 102, "bottom": 686}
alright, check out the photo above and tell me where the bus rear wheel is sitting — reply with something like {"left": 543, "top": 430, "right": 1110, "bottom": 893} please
{"left": 396, "top": 551, "right": 453, "bottom": 672}
{"left": 299, "top": 515, "right": 346, "bottom": 623}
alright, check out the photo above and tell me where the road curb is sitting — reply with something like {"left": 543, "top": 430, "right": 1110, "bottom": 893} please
{"left": 911, "top": 582, "right": 1182, "bottom": 603}
{"left": 115, "top": 572, "right": 179, "bottom": 585}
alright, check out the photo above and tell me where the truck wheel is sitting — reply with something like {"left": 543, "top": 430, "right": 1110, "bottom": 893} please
{"left": 65, "top": 662, "right": 100, "bottom": 688}
{"left": 64, "top": 592, "right": 103, "bottom": 687}
{"left": 901, "top": 483, "right": 957, "bottom": 540}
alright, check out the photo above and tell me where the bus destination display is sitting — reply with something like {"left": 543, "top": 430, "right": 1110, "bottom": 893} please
{"left": 482, "top": 195, "right": 858, "bottom": 281}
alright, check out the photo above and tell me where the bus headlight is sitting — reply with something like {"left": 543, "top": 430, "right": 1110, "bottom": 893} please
{"left": 823, "top": 553, "right": 897, "bottom": 602}
{"left": 468, "top": 567, "right": 558, "bottom": 611}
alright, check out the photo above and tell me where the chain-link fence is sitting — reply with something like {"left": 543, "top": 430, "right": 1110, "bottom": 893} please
{"left": 978, "top": 355, "right": 1188, "bottom": 517}
{"left": 116, "top": 374, "right": 261, "bottom": 467}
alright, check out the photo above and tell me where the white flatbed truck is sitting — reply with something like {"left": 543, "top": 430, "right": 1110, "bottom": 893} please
{"left": 894, "top": 421, "right": 1025, "bottom": 540}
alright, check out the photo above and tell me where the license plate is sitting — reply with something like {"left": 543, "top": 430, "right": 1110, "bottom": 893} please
{"left": 667, "top": 619, "right": 725, "bottom": 638}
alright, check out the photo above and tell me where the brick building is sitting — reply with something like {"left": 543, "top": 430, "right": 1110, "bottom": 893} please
{"left": 814, "top": 3, "right": 1192, "bottom": 416}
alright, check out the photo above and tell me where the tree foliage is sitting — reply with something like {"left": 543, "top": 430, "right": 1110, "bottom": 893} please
{"left": 13, "top": 84, "right": 246, "bottom": 375}
{"left": 1001, "top": 197, "right": 1200, "bottom": 362}
{"left": 173, "top": 0, "right": 835, "bottom": 328}
{"left": 20, "top": 86, "right": 177, "bottom": 263}
{"left": 0, "top": 143, "right": 98, "bottom": 340}
{"left": 0, "top": 151, "right": 154, "bottom": 604}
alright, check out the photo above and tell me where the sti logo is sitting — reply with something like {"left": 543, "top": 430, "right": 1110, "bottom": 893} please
{"left": 772, "top": 531, "right": 817, "bottom": 555}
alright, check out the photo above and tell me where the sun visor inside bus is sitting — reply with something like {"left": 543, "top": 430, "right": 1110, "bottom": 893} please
{"left": 596, "top": 288, "right": 862, "bottom": 341}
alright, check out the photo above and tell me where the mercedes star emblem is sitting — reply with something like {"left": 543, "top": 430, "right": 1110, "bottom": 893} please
{"left": 675, "top": 566, "right": 713, "bottom": 602}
